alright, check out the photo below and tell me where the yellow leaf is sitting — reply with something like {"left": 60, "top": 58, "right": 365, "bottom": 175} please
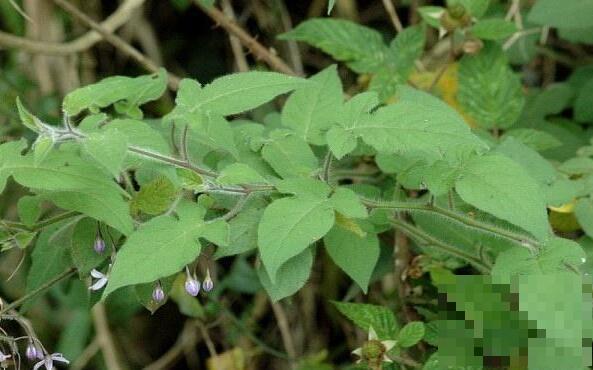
{"left": 206, "top": 348, "right": 245, "bottom": 370}
{"left": 335, "top": 212, "right": 367, "bottom": 238}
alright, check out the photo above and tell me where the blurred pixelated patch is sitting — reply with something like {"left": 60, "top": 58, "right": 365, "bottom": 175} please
{"left": 433, "top": 274, "right": 592, "bottom": 370}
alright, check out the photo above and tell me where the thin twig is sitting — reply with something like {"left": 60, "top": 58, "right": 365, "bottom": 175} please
{"left": 143, "top": 321, "right": 199, "bottom": 370}
{"left": 0, "top": 0, "right": 144, "bottom": 55}
{"left": 270, "top": 301, "right": 297, "bottom": 368}
{"left": 221, "top": 0, "right": 250, "bottom": 72}
{"left": 70, "top": 338, "right": 100, "bottom": 370}
{"left": 51, "top": 0, "right": 180, "bottom": 89}
{"left": 193, "top": 0, "right": 298, "bottom": 76}
{"left": 382, "top": 0, "right": 403, "bottom": 33}
{"left": 0, "top": 268, "right": 76, "bottom": 315}
{"left": 197, "top": 321, "right": 217, "bottom": 357}
{"left": 92, "top": 303, "right": 124, "bottom": 370}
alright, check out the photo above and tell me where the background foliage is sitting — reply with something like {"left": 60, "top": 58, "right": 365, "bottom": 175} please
{"left": 1, "top": 0, "right": 593, "bottom": 369}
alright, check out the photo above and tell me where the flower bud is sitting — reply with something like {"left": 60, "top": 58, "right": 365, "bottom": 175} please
{"left": 94, "top": 236, "right": 106, "bottom": 254}
{"left": 152, "top": 282, "right": 165, "bottom": 302}
{"left": 202, "top": 269, "right": 214, "bottom": 292}
{"left": 26, "top": 341, "right": 41, "bottom": 361}
{"left": 185, "top": 275, "right": 201, "bottom": 297}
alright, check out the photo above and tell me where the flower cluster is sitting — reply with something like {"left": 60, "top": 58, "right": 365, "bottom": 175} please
{"left": 0, "top": 311, "right": 69, "bottom": 370}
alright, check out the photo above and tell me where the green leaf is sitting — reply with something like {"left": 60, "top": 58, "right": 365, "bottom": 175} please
{"left": 528, "top": 0, "right": 593, "bottom": 29}
{"left": 355, "top": 88, "right": 486, "bottom": 159}
{"left": 281, "top": 65, "right": 342, "bottom": 145}
{"left": 40, "top": 189, "right": 134, "bottom": 236}
{"left": 332, "top": 301, "right": 398, "bottom": 340}
{"left": 17, "top": 195, "right": 41, "bottom": 227}
{"left": 214, "top": 207, "right": 263, "bottom": 259}
{"left": 575, "top": 198, "right": 593, "bottom": 238}
{"left": 574, "top": 77, "right": 593, "bottom": 123}
{"left": 130, "top": 176, "right": 178, "bottom": 216}
{"left": 501, "top": 128, "right": 562, "bottom": 152}
{"left": 82, "top": 129, "right": 128, "bottom": 178}
{"left": 418, "top": 6, "right": 445, "bottom": 28}
{"left": 470, "top": 19, "right": 517, "bottom": 40}
{"left": 103, "top": 214, "right": 203, "bottom": 298}
{"left": 491, "top": 237, "right": 586, "bottom": 282}
{"left": 261, "top": 133, "right": 319, "bottom": 179}
{"left": 279, "top": 19, "right": 388, "bottom": 74}
{"left": 274, "top": 178, "right": 331, "bottom": 199}
{"left": 326, "top": 92, "right": 379, "bottom": 159}
{"left": 370, "top": 25, "right": 426, "bottom": 100}
{"left": 258, "top": 248, "right": 313, "bottom": 302}
{"left": 397, "top": 321, "right": 425, "bottom": 347}
{"left": 329, "top": 187, "right": 367, "bottom": 219}
{"left": 69, "top": 218, "right": 107, "bottom": 275}
{"left": 258, "top": 196, "right": 335, "bottom": 282}
{"left": 326, "top": 127, "right": 357, "bottom": 160}
{"left": 0, "top": 143, "right": 134, "bottom": 235}
{"left": 16, "top": 97, "right": 46, "bottom": 133}
{"left": 24, "top": 221, "right": 73, "bottom": 311}
{"left": 187, "top": 113, "right": 239, "bottom": 158}
{"left": 33, "top": 136, "right": 54, "bottom": 165}
{"left": 458, "top": 43, "right": 525, "bottom": 129}
{"left": 324, "top": 224, "right": 379, "bottom": 293}
{"left": 63, "top": 68, "right": 167, "bottom": 116}
{"left": 494, "top": 137, "right": 556, "bottom": 186}
{"left": 455, "top": 154, "right": 550, "bottom": 240}
{"left": 456, "top": 0, "right": 490, "bottom": 18}
{"left": 217, "top": 163, "right": 268, "bottom": 185}
{"left": 168, "top": 73, "right": 307, "bottom": 118}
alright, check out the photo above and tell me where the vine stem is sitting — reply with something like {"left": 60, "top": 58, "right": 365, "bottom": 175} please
{"left": 391, "top": 218, "right": 491, "bottom": 273}
{"left": 362, "top": 198, "right": 540, "bottom": 251}
{"left": 0, "top": 268, "right": 76, "bottom": 315}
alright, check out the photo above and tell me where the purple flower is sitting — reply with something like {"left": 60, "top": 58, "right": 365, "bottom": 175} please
{"left": 152, "top": 282, "right": 165, "bottom": 302}
{"left": 33, "top": 353, "right": 69, "bottom": 370}
{"left": 94, "top": 236, "right": 106, "bottom": 254}
{"left": 89, "top": 269, "right": 108, "bottom": 291}
{"left": 184, "top": 268, "right": 200, "bottom": 297}
{"left": 202, "top": 269, "right": 214, "bottom": 292}
{"left": 26, "top": 341, "right": 42, "bottom": 361}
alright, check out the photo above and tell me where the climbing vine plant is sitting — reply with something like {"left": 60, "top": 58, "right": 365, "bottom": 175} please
{"left": 2, "top": 0, "right": 593, "bottom": 369}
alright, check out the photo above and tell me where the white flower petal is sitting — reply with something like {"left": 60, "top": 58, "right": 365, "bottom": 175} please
{"left": 51, "top": 353, "right": 70, "bottom": 364}
{"left": 33, "top": 361, "right": 44, "bottom": 370}
{"left": 89, "top": 277, "right": 108, "bottom": 291}
{"left": 383, "top": 356, "right": 393, "bottom": 363}
{"left": 90, "top": 269, "right": 104, "bottom": 279}
{"left": 382, "top": 339, "right": 397, "bottom": 351}
{"left": 368, "top": 326, "right": 378, "bottom": 340}
{"left": 351, "top": 348, "right": 363, "bottom": 357}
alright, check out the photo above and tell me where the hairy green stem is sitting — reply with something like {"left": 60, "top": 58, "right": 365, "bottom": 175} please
{"left": 390, "top": 218, "right": 491, "bottom": 274}
{"left": 363, "top": 198, "right": 539, "bottom": 251}
{"left": 0, "top": 267, "right": 76, "bottom": 315}
{"left": 1, "top": 211, "right": 78, "bottom": 232}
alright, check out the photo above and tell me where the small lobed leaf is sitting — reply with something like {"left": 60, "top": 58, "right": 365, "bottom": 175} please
{"left": 217, "top": 163, "right": 268, "bottom": 185}
{"left": 63, "top": 68, "right": 167, "bottom": 116}
{"left": 130, "top": 176, "right": 178, "bottom": 216}
{"left": 332, "top": 301, "right": 398, "bottom": 340}
{"left": 455, "top": 153, "right": 550, "bottom": 240}
{"left": 324, "top": 223, "right": 379, "bottom": 293}
{"left": 103, "top": 215, "right": 203, "bottom": 298}
{"left": 258, "top": 195, "right": 335, "bottom": 282}
{"left": 470, "top": 19, "right": 517, "bottom": 40}
{"left": 458, "top": 43, "right": 525, "bottom": 129}
{"left": 258, "top": 248, "right": 313, "bottom": 302}
{"left": 397, "top": 321, "right": 426, "bottom": 347}
{"left": 279, "top": 19, "right": 388, "bottom": 74}
{"left": 281, "top": 65, "right": 343, "bottom": 145}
